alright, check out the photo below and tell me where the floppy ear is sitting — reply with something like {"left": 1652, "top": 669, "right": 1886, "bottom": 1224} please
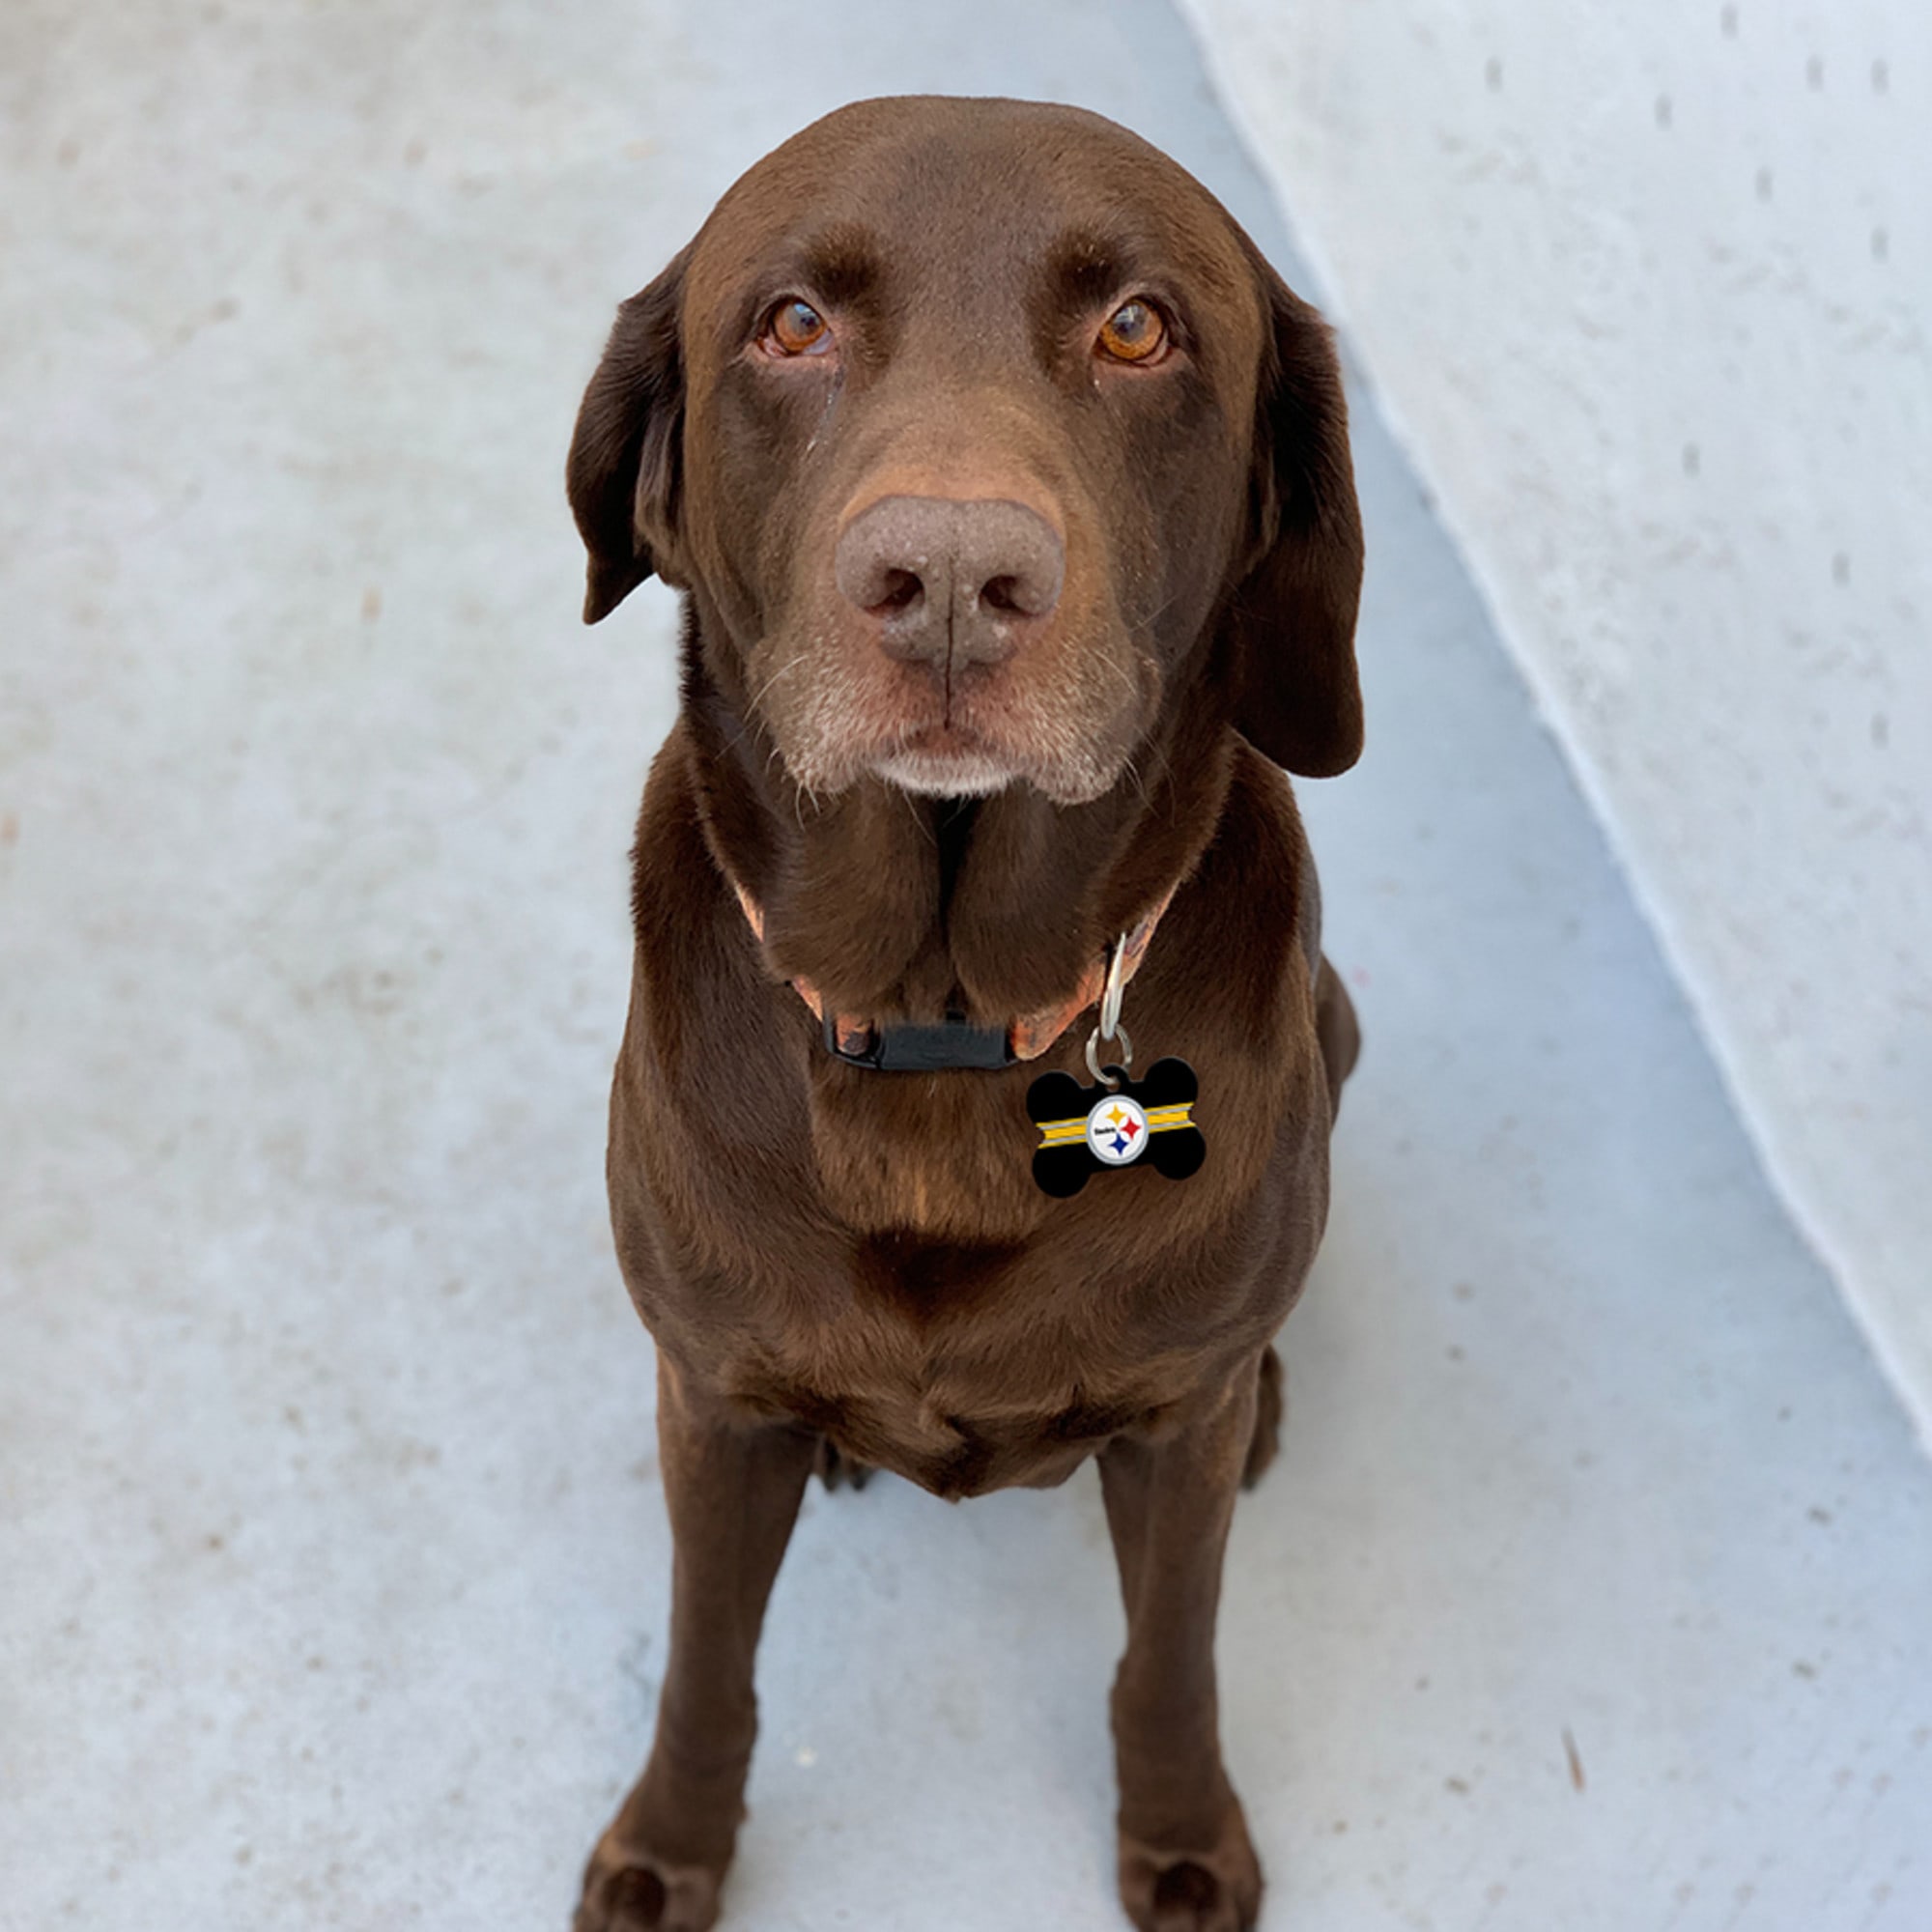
{"left": 565, "top": 244, "right": 692, "bottom": 623}
{"left": 1227, "top": 258, "right": 1366, "bottom": 777}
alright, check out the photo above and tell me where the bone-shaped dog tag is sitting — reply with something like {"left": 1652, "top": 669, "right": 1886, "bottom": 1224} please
{"left": 1026, "top": 1057, "right": 1206, "bottom": 1199}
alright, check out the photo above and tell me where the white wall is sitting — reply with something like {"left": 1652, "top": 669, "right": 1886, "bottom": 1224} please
{"left": 1179, "top": 0, "right": 1932, "bottom": 1437}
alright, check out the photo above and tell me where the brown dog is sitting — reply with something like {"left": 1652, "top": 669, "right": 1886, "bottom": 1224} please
{"left": 565, "top": 96, "right": 1364, "bottom": 1932}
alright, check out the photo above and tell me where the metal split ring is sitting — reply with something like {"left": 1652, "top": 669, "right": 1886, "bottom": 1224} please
{"left": 1086, "top": 930, "right": 1133, "bottom": 1086}
{"left": 1085, "top": 1021, "right": 1133, "bottom": 1088}
{"left": 1097, "top": 928, "right": 1129, "bottom": 1042}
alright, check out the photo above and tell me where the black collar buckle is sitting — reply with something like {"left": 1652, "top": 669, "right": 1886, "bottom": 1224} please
{"left": 823, "top": 1009, "right": 1017, "bottom": 1072}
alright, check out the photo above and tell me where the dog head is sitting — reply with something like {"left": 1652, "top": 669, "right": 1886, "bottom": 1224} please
{"left": 569, "top": 97, "right": 1363, "bottom": 804}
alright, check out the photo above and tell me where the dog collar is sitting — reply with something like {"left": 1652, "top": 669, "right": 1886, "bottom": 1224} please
{"left": 728, "top": 879, "right": 1174, "bottom": 1072}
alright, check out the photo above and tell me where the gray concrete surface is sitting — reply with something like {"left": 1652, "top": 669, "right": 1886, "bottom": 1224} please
{"left": 2, "top": 4, "right": 1928, "bottom": 1930}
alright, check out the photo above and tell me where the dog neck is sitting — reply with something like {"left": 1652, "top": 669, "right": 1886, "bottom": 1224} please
{"left": 677, "top": 601, "right": 1238, "bottom": 1037}
{"left": 726, "top": 870, "right": 1178, "bottom": 1068}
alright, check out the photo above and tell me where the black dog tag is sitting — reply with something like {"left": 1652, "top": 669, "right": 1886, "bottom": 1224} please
{"left": 1026, "top": 1057, "right": 1206, "bottom": 1198}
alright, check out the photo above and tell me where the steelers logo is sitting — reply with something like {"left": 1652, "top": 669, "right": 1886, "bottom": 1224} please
{"left": 1085, "top": 1094, "right": 1150, "bottom": 1166}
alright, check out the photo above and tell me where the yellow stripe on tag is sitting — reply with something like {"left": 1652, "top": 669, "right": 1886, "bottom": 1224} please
{"left": 1037, "top": 1104, "right": 1195, "bottom": 1150}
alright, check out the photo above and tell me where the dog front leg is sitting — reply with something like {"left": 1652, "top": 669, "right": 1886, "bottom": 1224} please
{"left": 1098, "top": 1368, "right": 1264, "bottom": 1932}
{"left": 577, "top": 1352, "right": 816, "bottom": 1932}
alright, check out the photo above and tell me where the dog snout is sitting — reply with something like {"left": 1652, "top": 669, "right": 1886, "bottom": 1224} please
{"left": 834, "top": 496, "right": 1065, "bottom": 669}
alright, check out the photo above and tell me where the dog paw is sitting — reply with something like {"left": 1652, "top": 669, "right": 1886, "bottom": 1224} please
{"left": 575, "top": 1842, "right": 723, "bottom": 1932}
{"left": 812, "top": 1436, "right": 874, "bottom": 1492}
{"left": 1118, "top": 1806, "right": 1263, "bottom": 1932}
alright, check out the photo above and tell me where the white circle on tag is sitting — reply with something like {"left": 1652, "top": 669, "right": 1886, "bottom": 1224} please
{"left": 1086, "top": 1094, "right": 1150, "bottom": 1166}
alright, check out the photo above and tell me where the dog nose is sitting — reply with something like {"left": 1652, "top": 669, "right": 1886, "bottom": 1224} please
{"left": 835, "top": 496, "right": 1064, "bottom": 668}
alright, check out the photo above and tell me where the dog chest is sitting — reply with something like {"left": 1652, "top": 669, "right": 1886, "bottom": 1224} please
{"left": 713, "top": 1236, "right": 1240, "bottom": 1497}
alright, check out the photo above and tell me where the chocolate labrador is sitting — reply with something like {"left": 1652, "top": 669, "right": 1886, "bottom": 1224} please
{"left": 565, "top": 95, "right": 1364, "bottom": 1932}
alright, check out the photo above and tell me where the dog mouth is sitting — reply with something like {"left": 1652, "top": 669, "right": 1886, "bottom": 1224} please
{"left": 871, "top": 723, "right": 1020, "bottom": 799}
{"left": 765, "top": 635, "right": 1139, "bottom": 807}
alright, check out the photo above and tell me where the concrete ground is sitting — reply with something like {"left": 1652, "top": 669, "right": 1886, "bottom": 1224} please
{"left": 2, "top": 3, "right": 1928, "bottom": 1929}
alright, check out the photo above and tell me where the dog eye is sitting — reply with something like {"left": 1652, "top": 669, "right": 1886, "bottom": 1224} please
{"left": 1096, "top": 298, "right": 1169, "bottom": 365}
{"left": 762, "top": 298, "right": 834, "bottom": 357}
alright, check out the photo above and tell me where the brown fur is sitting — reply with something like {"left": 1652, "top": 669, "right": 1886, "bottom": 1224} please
{"left": 566, "top": 97, "right": 1364, "bottom": 1932}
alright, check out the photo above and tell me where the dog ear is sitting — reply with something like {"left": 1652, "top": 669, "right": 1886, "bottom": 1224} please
{"left": 1227, "top": 257, "right": 1366, "bottom": 777}
{"left": 565, "top": 245, "right": 692, "bottom": 623}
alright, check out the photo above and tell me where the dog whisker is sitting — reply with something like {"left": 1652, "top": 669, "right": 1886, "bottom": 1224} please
{"left": 748, "top": 651, "right": 810, "bottom": 714}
